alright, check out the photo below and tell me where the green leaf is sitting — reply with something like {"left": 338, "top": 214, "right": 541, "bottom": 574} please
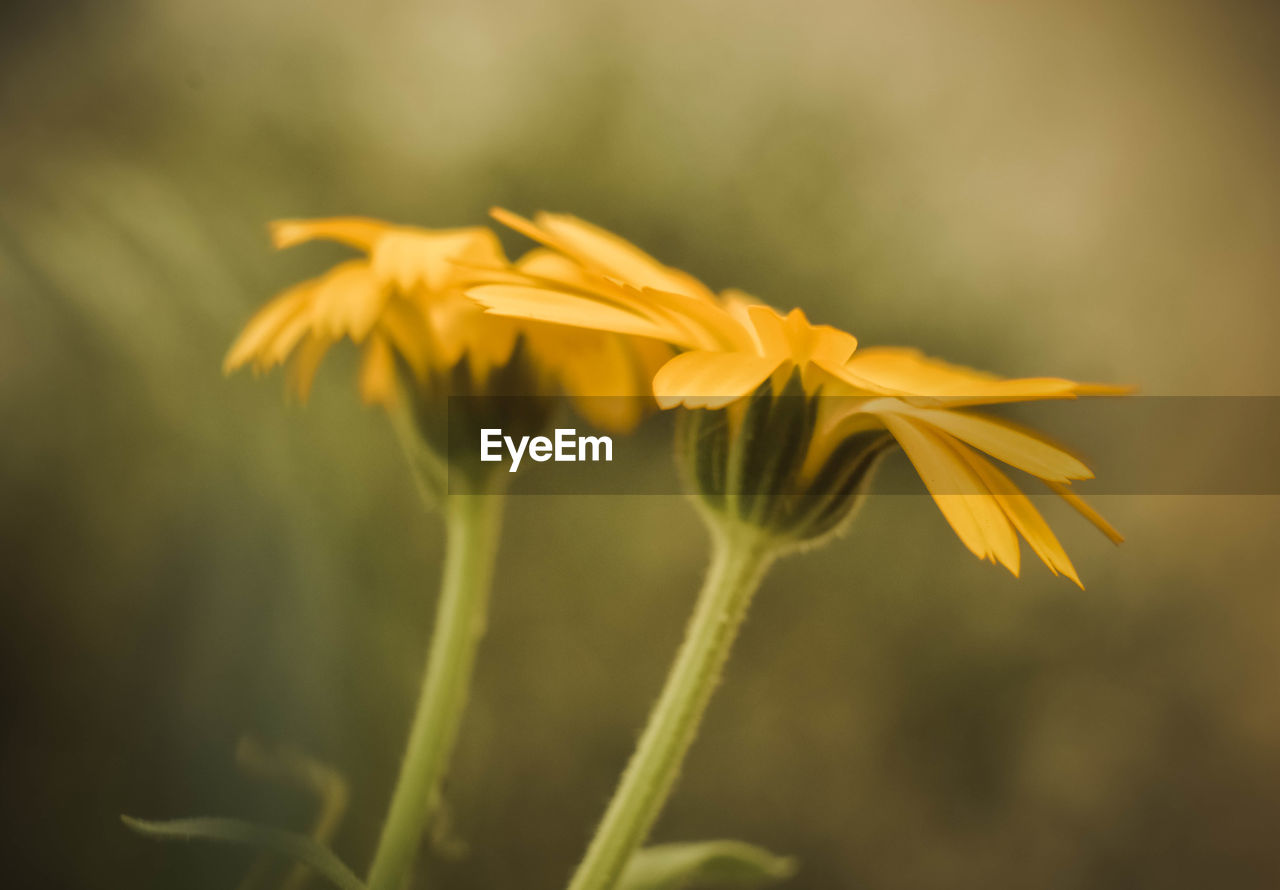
{"left": 618, "top": 840, "right": 797, "bottom": 890}
{"left": 121, "top": 815, "right": 366, "bottom": 890}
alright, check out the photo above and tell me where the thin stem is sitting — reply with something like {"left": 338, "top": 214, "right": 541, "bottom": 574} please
{"left": 366, "top": 491, "right": 504, "bottom": 890}
{"left": 565, "top": 521, "right": 781, "bottom": 890}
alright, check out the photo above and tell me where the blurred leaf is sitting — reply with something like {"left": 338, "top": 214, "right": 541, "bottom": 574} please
{"left": 618, "top": 840, "right": 797, "bottom": 890}
{"left": 426, "top": 790, "right": 469, "bottom": 861}
{"left": 121, "top": 815, "right": 366, "bottom": 890}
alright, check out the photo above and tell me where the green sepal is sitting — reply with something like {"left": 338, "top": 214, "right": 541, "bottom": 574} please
{"left": 677, "top": 405, "right": 731, "bottom": 511}
{"left": 730, "top": 380, "right": 776, "bottom": 519}
{"left": 737, "top": 372, "right": 815, "bottom": 527}
{"left": 787, "top": 431, "right": 895, "bottom": 541}
{"left": 390, "top": 398, "right": 449, "bottom": 507}
{"left": 121, "top": 815, "right": 367, "bottom": 890}
{"left": 618, "top": 840, "right": 797, "bottom": 890}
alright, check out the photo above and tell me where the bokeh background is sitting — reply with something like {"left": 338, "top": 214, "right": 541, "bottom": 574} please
{"left": 3, "top": 1, "right": 1280, "bottom": 888}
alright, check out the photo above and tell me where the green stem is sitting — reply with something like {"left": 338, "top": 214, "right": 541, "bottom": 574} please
{"left": 366, "top": 491, "right": 504, "bottom": 890}
{"left": 565, "top": 521, "right": 781, "bottom": 890}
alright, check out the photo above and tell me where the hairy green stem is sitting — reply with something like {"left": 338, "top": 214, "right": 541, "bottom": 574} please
{"left": 565, "top": 521, "right": 780, "bottom": 890}
{"left": 366, "top": 491, "right": 504, "bottom": 890}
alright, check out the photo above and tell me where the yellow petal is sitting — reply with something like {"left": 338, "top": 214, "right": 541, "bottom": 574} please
{"left": 492, "top": 207, "right": 715, "bottom": 300}
{"left": 652, "top": 350, "right": 783, "bottom": 409}
{"left": 637, "top": 287, "right": 755, "bottom": 352}
{"left": 845, "top": 347, "right": 996, "bottom": 386}
{"left": 286, "top": 333, "right": 332, "bottom": 403}
{"left": 467, "top": 283, "right": 685, "bottom": 344}
{"left": 745, "top": 304, "right": 790, "bottom": 357}
{"left": 308, "top": 261, "right": 387, "bottom": 341}
{"left": 1045, "top": 480, "right": 1125, "bottom": 545}
{"left": 952, "top": 441, "right": 1083, "bottom": 587}
{"left": 372, "top": 227, "right": 505, "bottom": 292}
{"left": 476, "top": 215, "right": 751, "bottom": 352}
{"left": 840, "top": 348, "right": 1075, "bottom": 401}
{"left": 358, "top": 335, "right": 398, "bottom": 405}
{"left": 810, "top": 325, "right": 859, "bottom": 366}
{"left": 460, "top": 312, "right": 523, "bottom": 383}
{"left": 271, "top": 217, "right": 392, "bottom": 252}
{"left": 783, "top": 308, "right": 857, "bottom": 364}
{"left": 872, "top": 402, "right": 1094, "bottom": 482}
{"left": 223, "top": 281, "right": 313, "bottom": 373}
{"left": 421, "top": 296, "right": 515, "bottom": 374}
{"left": 378, "top": 299, "right": 432, "bottom": 379}
{"left": 515, "top": 248, "right": 601, "bottom": 287}
{"left": 260, "top": 298, "right": 318, "bottom": 369}
{"left": 529, "top": 326, "right": 658, "bottom": 432}
{"left": 880, "top": 414, "right": 1021, "bottom": 575}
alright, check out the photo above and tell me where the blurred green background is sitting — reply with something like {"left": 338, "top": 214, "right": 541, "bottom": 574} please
{"left": 3, "top": 1, "right": 1280, "bottom": 887}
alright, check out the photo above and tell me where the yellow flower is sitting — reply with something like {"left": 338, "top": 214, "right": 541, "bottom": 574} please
{"left": 223, "top": 216, "right": 666, "bottom": 433}
{"left": 468, "top": 210, "right": 1131, "bottom": 585}
{"left": 224, "top": 217, "right": 505, "bottom": 403}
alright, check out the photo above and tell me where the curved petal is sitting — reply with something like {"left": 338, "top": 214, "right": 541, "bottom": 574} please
{"left": 358, "top": 334, "right": 398, "bottom": 405}
{"left": 873, "top": 403, "right": 1094, "bottom": 482}
{"left": 491, "top": 207, "right": 715, "bottom": 300}
{"left": 745, "top": 305, "right": 857, "bottom": 366}
{"left": 261, "top": 305, "right": 316, "bottom": 370}
{"left": 530, "top": 326, "right": 662, "bottom": 432}
{"left": 286, "top": 333, "right": 332, "bottom": 403}
{"left": 468, "top": 284, "right": 688, "bottom": 344}
{"left": 952, "top": 441, "right": 1083, "bottom": 587}
{"left": 271, "top": 217, "right": 392, "bottom": 252}
{"left": 841, "top": 348, "right": 1076, "bottom": 401}
{"left": 223, "top": 281, "right": 313, "bottom": 373}
{"left": 844, "top": 347, "right": 997, "bottom": 390}
{"left": 378, "top": 299, "right": 432, "bottom": 379}
{"left": 514, "top": 248, "right": 597, "bottom": 287}
{"left": 745, "top": 304, "right": 790, "bottom": 357}
{"left": 1045, "top": 480, "right": 1125, "bottom": 544}
{"left": 308, "top": 261, "right": 387, "bottom": 341}
{"left": 637, "top": 287, "right": 754, "bottom": 352}
{"left": 652, "top": 351, "right": 782, "bottom": 409}
{"left": 372, "top": 227, "right": 505, "bottom": 292}
{"left": 880, "top": 414, "right": 1021, "bottom": 575}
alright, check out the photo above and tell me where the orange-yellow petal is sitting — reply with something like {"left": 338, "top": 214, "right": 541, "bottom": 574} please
{"left": 223, "top": 281, "right": 313, "bottom": 373}
{"left": 528, "top": 325, "right": 659, "bottom": 432}
{"left": 491, "top": 207, "right": 716, "bottom": 300}
{"left": 260, "top": 297, "right": 318, "bottom": 370}
{"left": 637, "top": 287, "right": 755, "bottom": 352}
{"left": 836, "top": 348, "right": 1087, "bottom": 405}
{"left": 869, "top": 402, "right": 1094, "bottom": 482}
{"left": 372, "top": 227, "right": 505, "bottom": 292}
{"left": 358, "top": 335, "right": 398, "bottom": 405}
{"left": 745, "top": 305, "right": 857, "bottom": 366}
{"left": 652, "top": 350, "right": 783, "bottom": 409}
{"left": 308, "top": 261, "right": 387, "bottom": 342}
{"left": 1045, "top": 480, "right": 1126, "bottom": 545}
{"left": 951, "top": 440, "right": 1083, "bottom": 587}
{"left": 286, "top": 333, "right": 332, "bottom": 403}
{"left": 271, "top": 217, "right": 392, "bottom": 252}
{"left": 881, "top": 414, "right": 1021, "bottom": 575}
{"left": 378, "top": 299, "right": 432, "bottom": 379}
{"left": 468, "top": 283, "right": 684, "bottom": 344}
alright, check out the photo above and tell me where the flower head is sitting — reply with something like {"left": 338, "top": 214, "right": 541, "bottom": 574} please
{"left": 468, "top": 209, "right": 1131, "bottom": 584}
{"left": 224, "top": 216, "right": 666, "bottom": 434}
{"left": 224, "top": 218, "right": 502, "bottom": 404}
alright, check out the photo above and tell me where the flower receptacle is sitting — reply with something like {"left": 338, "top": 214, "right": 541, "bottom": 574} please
{"left": 677, "top": 372, "right": 895, "bottom": 545}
